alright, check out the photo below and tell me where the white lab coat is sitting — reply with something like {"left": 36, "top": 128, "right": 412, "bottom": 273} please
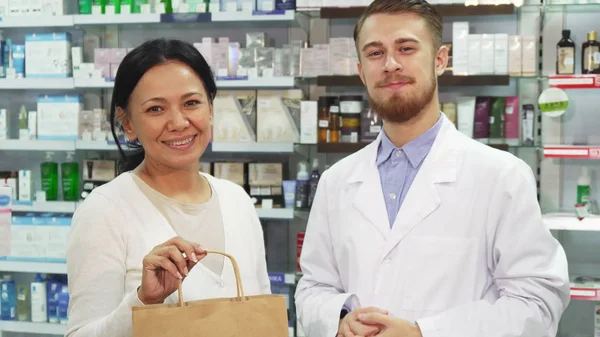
{"left": 295, "top": 116, "right": 570, "bottom": 337}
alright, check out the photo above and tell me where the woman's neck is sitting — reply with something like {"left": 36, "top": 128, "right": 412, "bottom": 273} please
{"left": 133, "top": 160, "right": 211, "bottom": 204}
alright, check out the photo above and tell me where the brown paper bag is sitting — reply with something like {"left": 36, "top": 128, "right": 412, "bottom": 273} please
{"left": 132, "top": 250, "right": 289, "bottom": 337}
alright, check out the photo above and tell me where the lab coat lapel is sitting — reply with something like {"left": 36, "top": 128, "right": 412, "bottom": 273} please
{"left": 383, "top": 117, "right": 462, "bottom": 255}
{"left": 349, "top": 137, "right": 391, "bottom": 237}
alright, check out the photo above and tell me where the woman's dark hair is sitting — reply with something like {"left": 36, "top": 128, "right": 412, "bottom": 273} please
{"left": 110, "top": 38, "right": 217, "bottom": 173}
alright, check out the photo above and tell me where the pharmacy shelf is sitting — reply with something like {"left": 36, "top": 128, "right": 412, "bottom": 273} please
{"left": 0, "top": 321, "right": 67, "bottom": 335}
{"left": 211, "top": 10, "right": 295, "bottom": 22}
{"left": 570, "top": 285, "right": 600, "bottom": 301}
{"left": 316, "top": 75, "right": 511, "bottom": 87}
{"left": 11, "top": 200, "right": 293, "bottom": 220}
{"left": 74, "top": 77, "right": 296, "bottom": 89}
{"left": 543, "top": 145, "right": 600, "bottom": 159}
{"left": 216, "top": 77, "right": 296, "bottom": 88}
{"left": 0, "top": 15, "right": 74, "bottom": 27}
{"left": 0, "top": 78, "right": 74, "bottom": 89}
{"left": 544, "top": 213, "right": 600, "bottom": 231}
{"left": 12, "top": 201, "right": 77, "bottom": 213}
{"left": 75, "top": 140, "right": 121, "bottom": 150}
{"left": 0, "top": 260, "right": 67, "bottom": 274}
{"left": 0, "top": 139, "right": 76, "bottom": 151}
{"left": 73, "top": 78, "right": 114, "bottom": 88}
{"left": 317, "top": 141, "right": 512, "bottom": 153}
{"left": 548, "top": 74, "right": 600, "bottom": 89}
{"left": 255, "top": 208, "right": 294, "bottom": 220}
{"left": 211, "top": 142, "right": 295, "bottom": 153}
{"left": 318, "top": 4, "right": 515, "bottom": 18}
{"left": 317, "top": 142, "right": 370, "bottom": 153}
{"left": 73, "top": 13, "right": 160, "bottom": 25}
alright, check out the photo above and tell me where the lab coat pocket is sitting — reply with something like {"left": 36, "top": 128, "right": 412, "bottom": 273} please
{"left": 400, "top": 236, "right": 479, "bottom": 312}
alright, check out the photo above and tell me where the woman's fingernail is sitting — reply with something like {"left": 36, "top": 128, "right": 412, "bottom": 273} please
{"left": 192, "top": 252, "right": 198, "bottom": 263}
{"left": 177, "top": 272, "right": 183, "bottom": 279}
{"left": 184, "top": 267, "right": 189, "bottom": 275}
{"left": 358, "top": 314, "right": 366, "bottom": 320}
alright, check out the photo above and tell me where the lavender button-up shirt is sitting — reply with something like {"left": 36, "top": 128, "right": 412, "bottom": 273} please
{"left": 376, "top": 115, "right": 443, "bottom": 227}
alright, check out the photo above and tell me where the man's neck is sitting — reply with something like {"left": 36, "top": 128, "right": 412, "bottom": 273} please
{"left": 134, "top": 160, "right": 209, "bottom": 203}
{"left": 382, "top": 102, "right": 441, "bottom": 148}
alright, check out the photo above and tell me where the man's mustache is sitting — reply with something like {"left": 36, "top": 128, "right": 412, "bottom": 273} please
{"left": 375, "top": 75, "right": 415, "bottom": 88}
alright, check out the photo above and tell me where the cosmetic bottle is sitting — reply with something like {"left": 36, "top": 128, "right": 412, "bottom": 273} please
{"left": 577, "top": 166, "right": 591, "bottom": 206}
{"left": 0, "top": 275, "right": 17, "bottom": 321}
{"left": 30, "top": 273, "right": 47, "bottom": 323}
{"left": 295, "top": 161, "right": 310, "bottom": 209}
{"left": 582, "top": 31, "right": 600, "bottom": 74}
{"left": 40, "top": 152, "right": 59, "bottom": 201}
{"left": 61, "top": 152, "right": 79, "bottom": 201}
{"left": 307, "top": 158, "right": 320, "bottom": 209}
{"left": 556, "top": 29, "right": 575, "bottom": 75}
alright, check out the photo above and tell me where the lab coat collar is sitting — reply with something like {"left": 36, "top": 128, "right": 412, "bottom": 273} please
{"left": 347, "top": 114, "right": 462, "bottom": 185}
{"left": 346, "top": 114, "right": 464, "bottom": 243}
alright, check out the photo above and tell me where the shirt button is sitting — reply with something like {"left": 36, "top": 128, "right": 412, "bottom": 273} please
{"left": 395, "top": 150, "right": 402, "bottom": 157}
{"left": 389, "top": 193, "right": 397, "bottom": 200}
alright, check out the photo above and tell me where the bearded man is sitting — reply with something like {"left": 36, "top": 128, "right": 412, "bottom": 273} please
{"left": 294, "top": 1, "right": 570, "bottom": 337}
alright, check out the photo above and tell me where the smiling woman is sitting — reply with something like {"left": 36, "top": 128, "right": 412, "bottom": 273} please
{"left": 65, "top": 38, "right": 272, "bottom": 337}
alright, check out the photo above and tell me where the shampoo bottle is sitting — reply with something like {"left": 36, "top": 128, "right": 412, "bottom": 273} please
{"left": 0, "top": 275, "right": 17, "bottom": 321}
{"left": 57, "top": 285, "right": 70, "bottom": 324}
{"left": 0, "top": 30, "right": 5, "bottom": 78}
{"left": 30, "top": 273, "right": 47, "bottom": 323}
{"left": 307, "top": 158, "right": 320, "bottom": 209}
{"left": 16, "top": 284, "right": 29, "bottom": 321}
{"left": 295, "top": 161, "right": 310, "bottom": 209}
{"left": 577, "top": 167, "right": 591, "bottom": 206}
{"left": 18, "top": 104, "right": 28, "bottom": 140}
{"left": 61, "top": 152, "right": 79, "bottom": 201}
{"left": 41, "top": 152, "right": 59, "bottom": 201}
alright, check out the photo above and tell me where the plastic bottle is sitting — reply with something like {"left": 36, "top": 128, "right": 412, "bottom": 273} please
{"left": 577, "top": 167, "right": 591, "bottom": 206}
{"left": 295, "top": 161, "right": 310, "bottom": 209}
{"left": 16, "top": 284, "right": 29, "bottom": 321}
{"left": 41, "top": 152, "right": 59, "bottom": 201}
{"left": 307, "top": 158, "right": 320, "bottom": 209}
{"left": 61, "top": 152, "right": 80, "bottom": 201}
{"left": 0, "top": 30, "right": 5, "bottom": 78}
{"left": 30, "top": 273, "right": 47, "bottom": 323}
{"left": 57, "top": 285, "right": 70, "bottom": 324}
{"left": 18, "top": 104, "right": 28, "bottom": 140}
{"left": 1, "top": 275, "right": 17, "bottom": 320}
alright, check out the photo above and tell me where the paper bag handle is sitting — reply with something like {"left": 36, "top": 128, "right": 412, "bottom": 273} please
{"left": 177, "top": 250, "right": 245, "bottom": 307}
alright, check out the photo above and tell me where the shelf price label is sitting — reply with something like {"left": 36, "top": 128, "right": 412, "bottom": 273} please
{"left": 571, "top": 287, "right": 600, "bottom": 301}
{"left": 549, "top": 75, "right": 600, "bottom": 89}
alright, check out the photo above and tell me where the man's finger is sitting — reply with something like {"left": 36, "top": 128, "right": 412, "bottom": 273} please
{"left": 356, "top": 306, "right": 388, "bottom": 315}
{"left": 342, "top": 321, "right": 357, "bottom": 337}
{"left": 348, "top": 320, "right": 380, "bottom": 336}
{"left": 357, "top": 312, "right": 391, "bottom": 326}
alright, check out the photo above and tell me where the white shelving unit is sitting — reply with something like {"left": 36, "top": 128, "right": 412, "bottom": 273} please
{"left": 0, "top": 140, "right": 76, "bottom": 151}
{"left": 10, "top": 200, "right": 294, "bottom": 220}
{"left": 0, "top": 78, "right": 74, "bottom": 90}
{"left": 0, "top": 260, "right": 67, "bottom": 274}
{"left": 215, "top": 77, "right": 296, "bottom": 88}
{"left": 72, "top": 13, "right": 161, "bottom": 24}
{"left": 0, "top": 321, "right": 67, "bottom": 336}
{"left": 12, "top": 201, "right": 77, "bottom": 213}
{"left": 255, "top": 208, "right": 294, "bottom": 220}
{"left": 0, "top": 15, "right": 73, "bottom": 27}
{"left": 75, "top": 140, "right": 120, "bottom": 151}
{"left": 211, "top": 142, "right": 295, "bottom": 153}
{"left": 544, "top": 214, "right": 600, "bottom": 231}
{"left": 73, "top": 78, "right": 114, "bottom": 88}
{"left": 211, "top": 10, "right": 295, "bottom": 22}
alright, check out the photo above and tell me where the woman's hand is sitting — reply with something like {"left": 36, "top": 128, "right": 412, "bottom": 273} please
{"left": 138, "top": 236, "right": 207, "bottom": 305}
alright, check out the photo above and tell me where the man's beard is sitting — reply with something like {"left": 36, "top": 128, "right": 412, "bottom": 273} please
{"left": 367, "top": 72, "right": 437, "bottom": 124}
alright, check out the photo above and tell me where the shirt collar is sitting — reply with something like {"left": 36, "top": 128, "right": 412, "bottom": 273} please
{"left": 376, "top": 114, "right": 444, "bottom": 168}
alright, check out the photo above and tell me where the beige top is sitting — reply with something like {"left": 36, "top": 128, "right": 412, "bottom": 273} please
{"left": 131, "top": 173, "right": 225, "bottom": 275}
